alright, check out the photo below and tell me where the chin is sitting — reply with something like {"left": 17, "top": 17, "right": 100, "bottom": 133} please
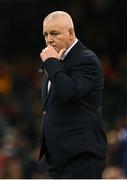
{"left": 54, "top": 47, "right": 59, "bottom": 53}
{"left": 57, "top": 50, "right": 60, "bottom": 53}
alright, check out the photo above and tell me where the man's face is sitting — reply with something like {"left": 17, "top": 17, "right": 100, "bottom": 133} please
{"left": 43, "top": 19, "right": 72, "bottom": 53}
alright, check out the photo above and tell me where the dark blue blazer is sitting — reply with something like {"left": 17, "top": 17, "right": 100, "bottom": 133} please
{"left": 39, "top": 40, "right": 107, "bottom": 166}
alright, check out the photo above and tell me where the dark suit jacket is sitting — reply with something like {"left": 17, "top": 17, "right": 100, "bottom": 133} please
{"left": 39, "top": 40, "right": 107, "bottom": 166}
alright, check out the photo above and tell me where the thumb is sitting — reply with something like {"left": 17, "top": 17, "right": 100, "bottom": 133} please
{"left": 58, "top": 49, "right": 66, "bottom": 58}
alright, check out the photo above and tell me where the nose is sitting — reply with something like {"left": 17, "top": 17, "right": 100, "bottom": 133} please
{"left": 46, "top": 34, "right": 54, "bottom": 44}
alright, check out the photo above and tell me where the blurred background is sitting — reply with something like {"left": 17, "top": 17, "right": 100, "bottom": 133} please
{"left": 0, "top": 0, "right": 127, "bottom": 178}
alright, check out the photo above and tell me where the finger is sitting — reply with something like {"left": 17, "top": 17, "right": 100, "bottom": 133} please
{"left": 45, "top": 47, "right": 49, "bottom": 51}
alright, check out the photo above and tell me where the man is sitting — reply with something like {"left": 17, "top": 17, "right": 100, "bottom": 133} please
{"left": 39, "top": 11, "right": 107, "bottom": 178}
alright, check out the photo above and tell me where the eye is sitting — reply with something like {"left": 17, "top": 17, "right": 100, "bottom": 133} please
{"left": 51, "top": 32, "right": 60, "bottom": 36}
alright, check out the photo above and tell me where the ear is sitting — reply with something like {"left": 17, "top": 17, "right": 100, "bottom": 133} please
{"left": 69, "top": 28, "right": 74, "bottom": 36}
{"left": 68, "top": 28, "right": 74, "bottom": 41}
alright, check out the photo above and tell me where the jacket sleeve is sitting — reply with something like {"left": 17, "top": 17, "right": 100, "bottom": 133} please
{"left": 42, "top": 56, "right": 103, "bottom": 101}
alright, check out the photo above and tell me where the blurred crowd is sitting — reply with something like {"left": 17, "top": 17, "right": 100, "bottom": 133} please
{"left": 0, "top": 57, "right": 48, "bottom": 178}
{"left": 0, "top": 0, "right": 127, "bottom": 178}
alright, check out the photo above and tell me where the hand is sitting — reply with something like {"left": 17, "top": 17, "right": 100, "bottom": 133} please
{"left": 40, "top": 45, "right": 65, "bottom": 62}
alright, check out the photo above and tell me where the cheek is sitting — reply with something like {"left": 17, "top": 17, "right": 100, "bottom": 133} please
{"left": 55, "top": 37, "right": 68, "bottom": 51}
{"left": 56, "top": 41, "right": 65, "bottom": 50}
{"left": 59, "top": 39, "right": 68, "bottom": 48}
{"left": 45, "top": 39, "right": 48, "bottom": 46}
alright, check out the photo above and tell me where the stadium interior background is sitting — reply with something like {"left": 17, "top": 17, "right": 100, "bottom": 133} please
{"left": 0, "top": 0, "right": 127, "bottom": 178}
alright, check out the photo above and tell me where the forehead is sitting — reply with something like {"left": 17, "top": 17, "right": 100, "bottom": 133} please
{"left": 43, "top": 18, "right": 65, "bottom": 32}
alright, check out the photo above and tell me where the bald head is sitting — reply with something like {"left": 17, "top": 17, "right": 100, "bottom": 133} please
{"left": 43, "top": 11, "right": 75, "bottom": 32}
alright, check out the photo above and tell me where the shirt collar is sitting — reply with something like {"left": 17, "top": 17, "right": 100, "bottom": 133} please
{"left": 61, "top": 38, "right": 78, "bottom": 60}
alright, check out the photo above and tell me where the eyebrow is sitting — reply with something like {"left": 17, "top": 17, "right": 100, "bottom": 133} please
{"left": 43, "top": 30, "right": 59, "bottom": 35}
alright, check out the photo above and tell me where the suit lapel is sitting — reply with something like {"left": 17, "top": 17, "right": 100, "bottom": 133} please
{"left": 41, "top": 40, "right": 84, "bottom": 110}
{"left": 62, "top": 40, "right": 85, "bottom": 63}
